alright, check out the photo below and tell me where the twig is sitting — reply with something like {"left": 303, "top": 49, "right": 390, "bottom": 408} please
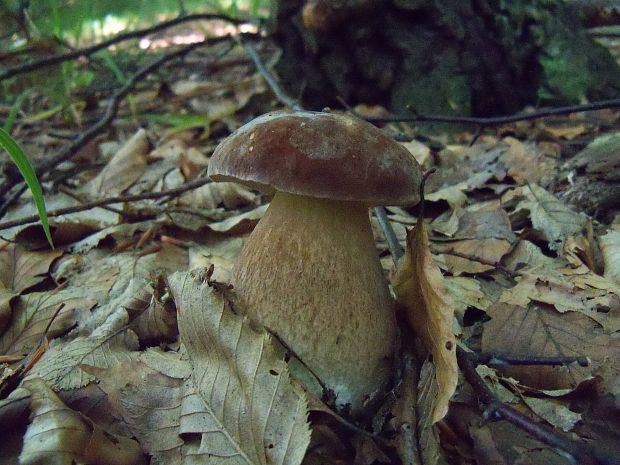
{"left": 239, "top": 37, "right": 302, "bottom": 111}
{"left": 340, "top": 97, "right": 620, "bottom": 126}
{"left": 0, "top": 176, "right": 212, "bottom": 231}
{"left": 0, "top": 13, "right": 248, "bottom": 81}
{"left": 375, "top": 206, "right": 403, "bottom": 265}
{"left": 0, "top": 35, "right": 234, "bottom": 211}
{"left": 457, "top": 347, "right": 612, "bottom": 465}
{"left": 472, "top": 352, "right": 590, "bottom": 367}
{"left": 433, "top": 248, "right": 520, "bottom": 277}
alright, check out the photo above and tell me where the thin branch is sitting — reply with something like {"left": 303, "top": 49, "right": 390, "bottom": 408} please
{"left": 0, "top": 176, "right": 212, "bottom": 231}
{"left": 375, "top": 206, "right": 403, "bottom": 265}
{"left": 0, "top": 13, "right": 248, "bottom": 81}
{"left": 0, "top": 35, "right": 235, "bottom": 211}
{"left": 341, "top": 97, "right": 620, "bottom": 126}
{"left": 433, "top": 248, "right": 520, "bottom": 277}
{"left": 239, "top": 37, "right": 302, "bottom": 111}
{"left": 457, "top": 347, "right": 613, "bottom": 465}
{"left": 473, "top": 352, "right": 590, "bottom": 367}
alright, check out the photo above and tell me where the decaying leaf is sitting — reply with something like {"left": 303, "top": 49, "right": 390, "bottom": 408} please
{"left": 87, "top": 128, "right": 149, "bottom": 197}
{"left": 180, "top": 181, "right": 258, "bottom": 210}
{"left": 168, "top": 269, "right": 311, "bottom": 465}
{"left": 85, "top": 349, "right": 189, "bottom": 465}
{"left": 482, "top": 302, "right": 620, "bottom": 390}
{"left": 25, "top": 309, "right": 138, "bottom": 390}
{"left": 601, "top": 228, "right": 620, "bottom": 285}
{"left": 503, "top": 184, "right": 586, "bottom": 251}
{"left": 0, "top": 289, "right": 95, "bottom": 354}
{"left": 19, "top": 378, "right": 145, "bottom": 465}
{"left": 207, "top": 204, "right": 268, "bottom": 233}
{"left": 0, "top": 244, "right": 62, "bottom": 294}
{"left": 392, "top": 218, "right": 457, "bottom": 423}
{"left": 520, "top": 396, "right": 581, "bottom": 432}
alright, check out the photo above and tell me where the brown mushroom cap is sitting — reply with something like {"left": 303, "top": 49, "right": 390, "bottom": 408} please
{"left": 208, "top": 111, "right": 422, "bottom": 206}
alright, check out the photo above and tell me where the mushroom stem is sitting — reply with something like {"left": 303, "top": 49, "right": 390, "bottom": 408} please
{"left": 231, "top": 191, "right": 396, "bottom": 410}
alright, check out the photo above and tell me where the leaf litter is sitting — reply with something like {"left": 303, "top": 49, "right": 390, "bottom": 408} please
{"left": 0, "top": 24, "right": 619, "bottom": 465}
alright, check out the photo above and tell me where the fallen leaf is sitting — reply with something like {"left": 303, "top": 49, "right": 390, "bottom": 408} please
{"left": 0, "top": 244, "right": 62, "bottom": 293}
{"left": 468, "top": 423, "right": 508, "bottom": 465}
{"left": 207, "top": 203, "right": 268, "bottom": 233}
{"left": 520, "top": 396, "right": 581, "bottom": 432}
{"left": 392, "top": 218, "right": 457, "bottom": 423}
{"left": 85, "top": 349, "right": 190, "bottom": 465}
{"left": 25, "top": 309, "right": 138, "bottom": 390}
{"left": 87, "top": 129, "right": 149, "bottom": 196}
{"left": 401, "top": 140, "right": 432, "bottom": 168}
{"left": 181, "top": 180, "right": 258, "bottom": 210}
{"left": 19, "top": 378, "right": 145, "bottom": 465}
{"left": 482, "top": 302, "right": 620, "bottom": 390}
{"left": 0, "top": 289, "right": 95, "bottom": 354}
{"left": 601, "top": 228, "right": 620, "bottom": 285}
{"left": 503, "top": 184, "right": 586, "bottom": 251}
{"left": 168, "top": 269, "right": 311, "bottom": 465}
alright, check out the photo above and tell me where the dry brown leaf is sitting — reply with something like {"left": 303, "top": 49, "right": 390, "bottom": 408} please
{"left": 25, "top": 310, "right": 138, "bottom": 390}
{"left": 601, "top": 228, "right": 620, "bottom": 285}
{"left": 181, "top": 181, "right": 258, "bottom": 210}
{"left": 123, "top": 281, "right": 178, "bottom": 344}
{"left": 433, "top": 207, "right": 514, "bottom": 275}
{"left": 0, "top": 244, "right": 62, "bottom": 294}
{"left": 87, "top": 128, "right": 149, "bottom": 196}
{"left": 503, "top": 184, "right": 586, "bottom": 251}
{"left": 207, "top": 204, "right": 268, "bottom": 233}
{"left": 520, "top": 396, "right": 581, "bottom": 432}
{"left": 0, "top": 289, "right": 94, "bottom": 354}
{"left": 401, "top": 140, "right": 432, "bottom": 169}
{"left": 19, "top": 378, "right": 145, "bottom": 465}
{"left": 500, "top": 137, "right": 557, "bottom": 185}
{"left": 392, "top": 219, "right": 457, "bottom": 423}
{"left": 482, "top": 302, "right": 620, "bottom": 390}
{"left": 169, "top": 269, "right": 311, "bottom": 465}
{"left": 468, "top": 424, "right": 508, "bottom": 465}
{"left": 85, "top": 349, "right": 189, "bottom": 465}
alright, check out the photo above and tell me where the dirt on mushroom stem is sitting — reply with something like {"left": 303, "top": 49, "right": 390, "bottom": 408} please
{"left": 230, "top": 191, "right": 396, "bottom": 413}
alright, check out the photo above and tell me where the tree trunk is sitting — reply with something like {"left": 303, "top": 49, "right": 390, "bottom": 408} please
{"left": 269, "top": 0, "right": 620, "bottom": 116}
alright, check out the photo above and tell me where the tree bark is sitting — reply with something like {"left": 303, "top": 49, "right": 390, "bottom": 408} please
{"left": 269, "top": 0, "right": 620, "bottom": 116}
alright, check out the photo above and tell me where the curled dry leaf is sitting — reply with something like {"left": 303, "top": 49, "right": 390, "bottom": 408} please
{"left": 19, "top": 378, "right": 145, "bottom": 465}
{"left": 168, "top": 269, "right": 311, "bottom": 465}
{"left": 392, "top": 218, "right": 457, "bottom": 423}
{"left": 181, "top": 180, "right": 258, "bottom": 210}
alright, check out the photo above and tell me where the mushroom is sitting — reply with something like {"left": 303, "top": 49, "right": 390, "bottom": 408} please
{"left": 208, "top": 111, "right": 421, "bottom": 411}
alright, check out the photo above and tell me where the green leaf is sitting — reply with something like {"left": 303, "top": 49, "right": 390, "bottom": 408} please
{"left": 0, "top": 128, "right": 54, "bottom": 249}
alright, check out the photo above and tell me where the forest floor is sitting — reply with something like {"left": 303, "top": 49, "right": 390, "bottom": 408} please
{"left": 0, "top": 15, "right": 619, "bottom": 465}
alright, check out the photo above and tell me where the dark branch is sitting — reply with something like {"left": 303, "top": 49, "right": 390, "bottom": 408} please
{"left": 473, "top": 352, "right": 590, "bottom": 367}
{"left": 0, "top": 176, "right": 212, "bottom": 231}
{"left": 458, "top": 347, "right": 613, "bottom": 465}
{"left": 0, "top": 13, "right": 248, "bottom": 81}
{"left": 340, "top": 97, "right": 620, "bottom": 126}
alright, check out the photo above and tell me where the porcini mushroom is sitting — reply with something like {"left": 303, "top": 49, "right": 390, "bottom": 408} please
{"left": 208, "top": 111, "right": 421, "bottom": 410}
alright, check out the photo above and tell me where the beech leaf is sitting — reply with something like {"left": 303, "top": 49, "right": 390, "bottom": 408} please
{"left": 392, "top": 218, "right": 457, "bottom": 423}
{"left": 19, "top": 378, "right": 145, "bottom": 465}
{"left": 168, "top": 269, "right": 311, "bottom": 465}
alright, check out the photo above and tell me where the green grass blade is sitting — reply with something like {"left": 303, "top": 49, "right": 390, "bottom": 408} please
{"left": 3, "top": 91, "right": 31, "bottom": 133}
{"left": 0, "top": 128, "right": 54, "bottom": 248}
